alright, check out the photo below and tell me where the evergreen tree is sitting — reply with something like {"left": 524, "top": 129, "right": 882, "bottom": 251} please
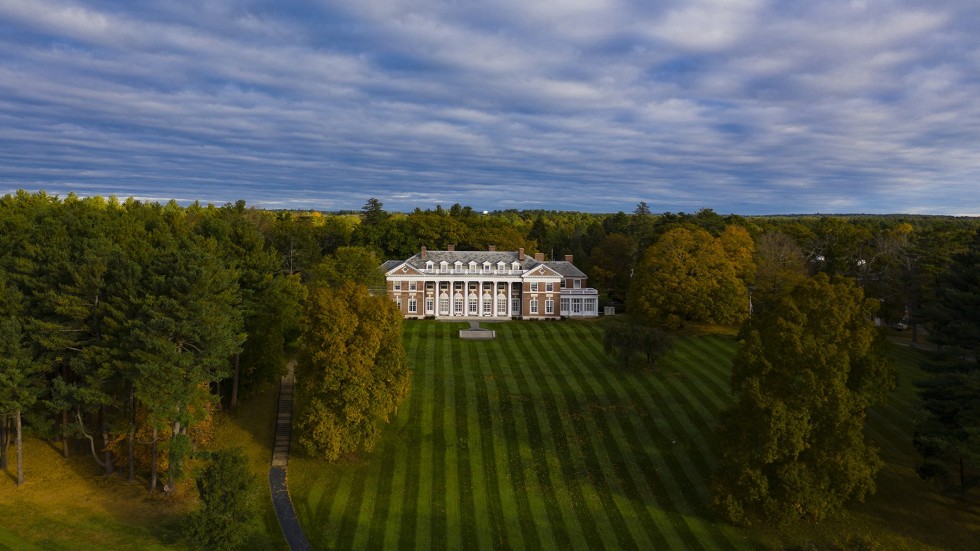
{"left": 713, "top": 274, "right": 895, "bottom": 525}
{"left": 914, "top": 227, "right": 980, "bottom": 492}
{"left": 184, "top": 448, "right": 257, "bottom": 551}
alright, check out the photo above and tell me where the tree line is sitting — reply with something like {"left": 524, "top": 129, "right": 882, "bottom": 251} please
{"left": 0, "top": 192, "right": 303, "bottom": 491}
{"left": 2, "top": 191, "right": 977, "bottom": 524}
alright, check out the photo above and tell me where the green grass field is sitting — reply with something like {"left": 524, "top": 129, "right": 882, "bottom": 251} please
{"left": 5, "top": 320, "right": 975, "bottom": 549}
{"left": 289, "top": 320, "right": 979, "bottom": 550}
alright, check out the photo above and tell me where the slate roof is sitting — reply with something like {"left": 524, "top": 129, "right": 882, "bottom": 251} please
{"left": 382, "top": 250, "right": 588, "bottom": 280}
{"left": 542, "top": 261, "right": 586, "bottom": 278}
{"left": 404, "top": 250, "right": 540, "bottom": 271}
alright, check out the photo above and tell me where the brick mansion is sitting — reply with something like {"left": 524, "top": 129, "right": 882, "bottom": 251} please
{"left": 381, "top": 246, "right": 599, "bottom": 320}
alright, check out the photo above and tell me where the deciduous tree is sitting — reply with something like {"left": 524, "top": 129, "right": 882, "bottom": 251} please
{"left": 296, "top": 282, "right": 410, "bottom": 461}
{"left": 713, "top": 274, "right": 895, "bottom": 525}
{"left": 628, "top": 227, "right": 746, "bottom": 328}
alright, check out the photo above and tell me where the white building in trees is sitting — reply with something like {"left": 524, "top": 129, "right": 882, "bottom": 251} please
{"left": 381, "top": 246, "right": 599, "bottom": 320}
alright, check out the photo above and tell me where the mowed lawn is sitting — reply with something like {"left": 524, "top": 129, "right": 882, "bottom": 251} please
{"left": 288, "top": 320, "right": 980, "bottom": 550}
{"left": 289, "top": 320, "right": 753, "bottom": 550}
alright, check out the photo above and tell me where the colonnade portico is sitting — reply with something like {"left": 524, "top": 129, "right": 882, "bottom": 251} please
{"left": 426, "top": 277, "right": 520, "bottom": 318}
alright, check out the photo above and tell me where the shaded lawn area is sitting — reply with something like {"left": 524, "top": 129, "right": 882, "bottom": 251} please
{"left": 289, "top": 320, "right": 980, "bottom": 550}
{"left": 0, "top": 381, "right": 288, "bottom": 550}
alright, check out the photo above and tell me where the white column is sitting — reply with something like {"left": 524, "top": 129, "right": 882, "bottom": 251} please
{"left": 477, "top": 281, "right": 482, "bottom": 317}
{"left": 507, "top": 280, "right": 512, "bottom": 317}
{"left": 492, "top": 282, "right": 498, "bottom": 318}
{"left": 464, "top": 280, "right": 469, "bottom": 317}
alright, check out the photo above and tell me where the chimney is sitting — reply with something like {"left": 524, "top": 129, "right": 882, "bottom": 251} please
{"left": 488, "top": 245, "right": 496, "bottom": 252}
{"left": 421, "top": 246, "right": 427, "bottom": 260}
{"left": 518, "top": 247, "right": 525, "bottom": 261}
{"left": 447, "top": 244, "right": 455, "bottom": 252}
{"left": 534, "top": 252, "right": 545, "bottom": 261}
{"left": 565, "top": 254, "right": 573, "bottom": 263}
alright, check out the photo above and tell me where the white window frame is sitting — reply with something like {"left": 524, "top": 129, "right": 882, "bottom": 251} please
{"left": 545, "top": 298, "right": 554, "bottom": 315}
{"left": 530, "top": 298, "right": 539, "bottom": 314}
{"left": 393, "top": 281, "right": 401, "bottom": 291}
{"left": 408, "top": 298, "right": 418, "bottom": 313}
{"left": 409, "top": 281, "right": 417, "bottom": 291}
{"left": 530, "top": 282, "right": 539, "bottom": 292}
{"left": 546, "top": 282, "right": 554, "bottom": 292}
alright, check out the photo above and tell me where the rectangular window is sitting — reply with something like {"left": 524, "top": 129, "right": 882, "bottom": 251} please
{"left": 497, "top": 300, "right": 507, "bottom": 314}
{"left": 393, "top": 281, "right": 401, "bottom": 291}
{"left": 530, "top": 282, "right": 539, "bottom": 292}
{"left": 546, "top": 282, "right": 554, "bottom": 292}
{"left": 425, "top": 298, "right": 434, "bottom": 313}
{"left": 560, "top": 298, "right": 570, "bottom": 314}
{"left": 512, "top": 297, "right": 521, "bottom": 315}
{"left": 408, "top": 298, "right": 417, "bottom": 313}
{"left": 545, "top": 299, "right": 554, "bottom": 314}
{"left": 572, "top": 298, "right": 582, "bottom": 313}
{"left": 395, "top": 296, "right": 402, "bottom": 310}
{"left": 530, "top": 298, "right": 539, "bottom": 314}
{"left": 440, "top": 297, "right": 450, "bottom": 314}
{"left": 483, "top": 301, "right": 491, "bottom": 315}
{"left": 574, "top": 279, "right": 581, "bottom": 289}
{"left": 409, "top": 281, "right": 417, "bottom": 291}
{"left": 454, "top": 298, "right": 463, "bottom": 314}
{"left": 469, "top": 301, "right": 478, "bottom": 314}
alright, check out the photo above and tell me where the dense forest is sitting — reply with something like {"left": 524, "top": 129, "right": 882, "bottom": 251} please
{"left": 1, "top": 190, "right": 978, "bottom": 497}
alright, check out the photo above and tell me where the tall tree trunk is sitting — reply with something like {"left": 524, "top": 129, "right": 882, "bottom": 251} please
{"left": 149, "top": 427, "right": 158, "bottom": 493}
{"left": 127, "top": 387, "right": 135, "bottom": 483}
{"left": 16, "top": 411, "right": 24, "bottom": 486}
{"left": 960, "top": 455, "right": 966, "bottom": 493}
{"left": 61, "top": 408, "right": 70, "bottom": 457}
{"left": 231, "top": 352, "right": 241, "bottom": 409}
{"left": 100, "top": 405, "right": 114, "bottom": 476}
{"left": 164, "top": 420, "right": 181, "bottom": 494}
{"left": 0, "top": 414, "right": 8, "bottom": 470}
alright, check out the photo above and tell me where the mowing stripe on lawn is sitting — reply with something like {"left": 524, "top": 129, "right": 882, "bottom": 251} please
{"left": 497, "top": 329, "right": 576, "bottom": 550}
{"left": 554, "top": 322, "right": 688, "bottom": 550}
{"left": 559, "top": 322, "right": 740, "bottom": 550}
{"left": 426, "top": 324, "right": 450, "bottom": 551}
{"left": 473, "top": 338, "right": 532, "bottom": 549}
{"left": 460, "top": 337, "right": 494, "bottom": 550}
{"left": 397, "top": 323, "right": 431, "bottom": 548}
{"left": 553, "top": 323, "right": 685, "bottom": 550}
{"left": 517, "top": 322, "right": 638, "bottom": 550}
{"left": 506, "top": 323, "right": 612, "bottom": 550}
{"left": 491, "top": 331, "right": 558, "bottom": 550}
{"left": 439, "top": 326, "right": 462, "bottom": 551}
{"left": 467, "top": 338, "right": 510, "bottom": 548}
{"left": 500, "top": 325, "right": 600, "bottom": 551}
{"left": 450, "top": 328, "right": 479, "bottom": 549}
{"left": 556, "top": 322, "right": 716, "bottom": 550}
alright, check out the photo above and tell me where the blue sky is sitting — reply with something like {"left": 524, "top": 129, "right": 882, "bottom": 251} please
{"left": 1, "top": 1, "right": 978, "bottom": 214}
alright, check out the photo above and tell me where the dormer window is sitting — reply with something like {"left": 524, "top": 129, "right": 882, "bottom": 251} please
{"left": 454, "top": 261, "right": 463, "bottom": 271}
{"left": 497, "top": 261, "right": 506, "bottom": 272}
{"left": 440, "top": 261, "right": 448, "bottom": 273}
{"left": 511, "top": 261, "right": 520, "bottom": 271}
{"left": 426, "top": 261, "right": 434, "bottom": 271}
{"left": 483, "top": 261, "right": 491, "bottom": 272}
{"left": 469, "top": 261, "right": 477, "bottom": 271}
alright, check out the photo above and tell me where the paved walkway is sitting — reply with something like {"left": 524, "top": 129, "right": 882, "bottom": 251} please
{"left": 269, "top": 361, "right": 313, "bottom": 551}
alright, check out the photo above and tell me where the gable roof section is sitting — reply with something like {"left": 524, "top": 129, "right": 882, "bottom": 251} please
{"left": 524, "top": 264, "right": 562, "bottom": 278}
{"left": 403, "top": 250, "right": 538, "bottom": 270}
{"left": 543, "top": 261, "right": 586, "bottom": 279}
{"left": 383, "top": 261, "right": 424, "bottom": 276}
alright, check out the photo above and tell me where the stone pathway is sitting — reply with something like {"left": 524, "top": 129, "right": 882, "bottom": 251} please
{"left": 269, "top": 361, "right": 313, "bottom": 551}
